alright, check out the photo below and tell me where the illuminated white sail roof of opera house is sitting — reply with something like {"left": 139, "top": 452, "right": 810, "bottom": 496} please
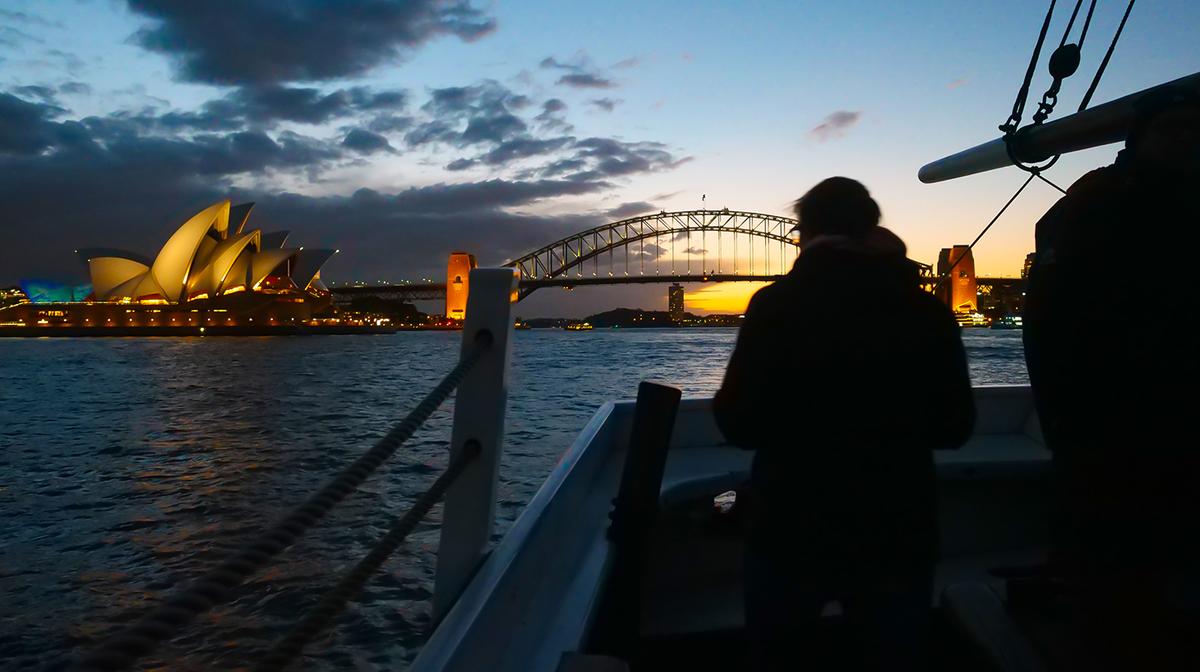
{"left": 83, "top": 200, "right": 334, "bottom": 304}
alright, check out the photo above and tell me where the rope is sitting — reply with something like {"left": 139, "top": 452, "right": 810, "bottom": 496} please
{"left": 1036, "top": 173, "right": 1068, "bottom": 195}
{"left": 1058, "top": 0, "right": 1086, "bottom": 48}
{"left": 1078, "top": 0, "right": 1136, "bottom": 112}
{"left": 931, "top": 173, "right": 1037, "bottom": 295}
{"left": 75, "top": 332, "right": 494, "bottom": 672}
{"left": 1001, "top": 0, "right": 1058, "bottom": 135}
{"left": 254, "top": 441, "right": 482, "bottom": 672}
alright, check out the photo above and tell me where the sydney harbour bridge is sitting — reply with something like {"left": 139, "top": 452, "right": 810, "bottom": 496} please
{"left": 330, "top": 209, "right": 1014, "bottom": 309}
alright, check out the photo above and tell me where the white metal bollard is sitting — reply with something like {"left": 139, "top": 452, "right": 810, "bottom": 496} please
{"left": 433, "top": 267, "right": 518, "bottom": 621}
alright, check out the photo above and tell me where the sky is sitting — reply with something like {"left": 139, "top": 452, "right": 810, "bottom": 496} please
{"left": 1, "top": 0, "right": 1197, "bottom": 316}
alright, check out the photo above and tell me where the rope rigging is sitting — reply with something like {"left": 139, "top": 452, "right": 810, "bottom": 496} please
{"left": 76, "top": 332, "right": 494, "bottom": 672}
{"left": 933, "top": 0, "right": 1136, "bottom": 293}
{"left": 998, "top": 0, "right": 1134, "bottom": 176}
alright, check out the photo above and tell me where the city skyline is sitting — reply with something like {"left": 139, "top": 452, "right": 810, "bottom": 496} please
{"left": 2, "top": 1, "right": 1198, "bottom": 316}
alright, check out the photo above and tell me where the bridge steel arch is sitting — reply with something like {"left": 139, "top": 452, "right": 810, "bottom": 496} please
{"left": 505, "top": 209, "right": 799, "bottom": 298}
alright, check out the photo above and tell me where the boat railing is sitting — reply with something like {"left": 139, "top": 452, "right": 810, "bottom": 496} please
{"left": 74, "top": 267, "right": 520, "bottom": 672}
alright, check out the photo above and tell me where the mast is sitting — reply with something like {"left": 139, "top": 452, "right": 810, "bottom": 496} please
{"left": 918, "top": 71, "right": 1200, "bottom": 183}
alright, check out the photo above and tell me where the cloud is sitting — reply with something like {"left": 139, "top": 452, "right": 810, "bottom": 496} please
{"left": 0, "top": 92, "right": 68, "bottom": 154}
{"left": 461, "top": 112, "right": 527, "bottom": 144}
{"left": 947, "top": 77, "right": 969, "bottom": 90}
{"left": 605, "top": 201, "right": 655, "bottom": 219}
{"left": 125, "top": 0, "right": 496, "bottom": 85}
{"left": 612, "top": 57, "right": 640, "bottom": 69}
{"left": 534, "top": 98, "right": 571, "bottom": 132}
{"left": 480, "top": 136, "right": 573, "bottom": 166}
{"left": 538, "top": 57, "right": 575, "bottom": 71}
{"left": 808, "top": 110, "right": 861, "bottom": 142}
{"left": 367, "top": 113, "right": 414, "bottom": 134}
{"left": 557, "top": 73, "right": 616, "bottom": 89}
{"left": 14, "top": 85, "right": 59, "bottom": 105}
{"left": 590, "top": 98, "right": 622, "bottom": 112}
{"left": 59, "top": 82, "right": 93, "bottom": 96}
{"left": 683, "top": 247, "right": 707, "bottom": 255}
{"left": 629, "top": 242, "right": 667, "bottom": 260}
{"left": 0, "top": 63, "right": 694, "bottom": 287}
{"left": 342, "top": 128, "right": 394, "bottom": 154}
{"left": 0, "top": 26, "right": 42, "bottom": 48}
{"left": 540, "top": 54, "right": 618, "bottom": 89}
{"left": 569, "top": 137, "right": 689, "bottom": 178}
{"left": 0, "top": 9, "right": 61, "bottom": 28}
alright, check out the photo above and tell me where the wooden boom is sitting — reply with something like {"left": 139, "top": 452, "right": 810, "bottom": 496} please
{"left": 918, "top": 71, "right": 1200, "bottom": 184}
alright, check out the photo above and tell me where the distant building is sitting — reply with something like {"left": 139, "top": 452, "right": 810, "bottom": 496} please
{"left": 668, "top": 283, "right": 685, "bottom": 321}
{"left": 936, "top": 245, "right": 977, "bottom": 314}
{"left": 1022, "top": 252, "right": 1036, "bottom": 279}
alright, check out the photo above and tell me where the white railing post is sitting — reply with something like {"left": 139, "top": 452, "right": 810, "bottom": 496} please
{"left": 434, "top": 267, "right": 518, "bottom": 621}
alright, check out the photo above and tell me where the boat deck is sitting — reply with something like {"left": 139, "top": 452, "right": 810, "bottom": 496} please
{"left": 414, "top": 385, "right": 1050, "bottom": 672}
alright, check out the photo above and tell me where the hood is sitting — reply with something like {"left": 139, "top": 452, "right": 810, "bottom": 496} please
{"left": 800, "top": 226, "right": 907, "bottom": 258}
{"left": 791, "top": 227, "right": 920, "bottom": 286}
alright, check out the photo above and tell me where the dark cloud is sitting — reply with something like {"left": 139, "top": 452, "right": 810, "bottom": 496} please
{"left": 534, "top": 98, "right": 571, "bottom": 132}
{"left": 612, "top": 57, "right": 640, "bottom": 69}
{"left": 407, "top": 81, "right": 532, "bottom": 148}
{"left": 479, "top": 137, "right": 572, "bottom": 166}
{"left": 683, "top": 247, "right": 707, "bottom": 255}
{"left": 445, "top": 157, "right": 476, "bottom": 171}
{"left": 540, "top": 157, "right": 587, "bottom": 177}
{"left": 0, "top": 95, "right": 641, "bottom": 285}
{"left": 590, "top": 97, "right": 621, "bottom": 112}
{"left": 367, "top": 114, "right": 414, "bottom": 134}
{"left": 605, "top": 201, "right": 655, "bottom": 219}
{"left": 14, "top": 85, "right": 58, "bottom": 105}
{"left": 629, "top": 242, "right": 667, "bottom": 260}
{"left": 59, "top": 81, "right": 93, "bottom": 95}
{"left": 0, "top": 92, "right": 67, "bottom": 154}
{"left": 809, "top": 110, "right": 862, "bottom": 142}
{"left": 126, "top": 0, "right": 496, "bottom": 85}
{"left": 165, "top": 85, "right": 410, "bottom": 130}
{"left": 461, "top": 113, "right": 526, "bottom": 145}
{"left": 540, "top": 54, "right": 618, "bottom": 89}
{"left": 538, "top": 56, "right": 574, "bottom": 71}
{"left": 44, "top": 49, "right": 85, "bottom": 76}
{"left": 557, "top": 73, "right": 616, "bottom": 89}
{"left": 342, "top": 128, "right": 394, "bottom": 154}
{"left": 571, "top": 137, "right": 688, "bottom": 177}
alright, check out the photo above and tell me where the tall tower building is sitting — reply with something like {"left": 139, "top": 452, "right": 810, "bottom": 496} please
{"left": 668, "top": 283, "right": 685, "bottom": 321}
{"left": 1022, "top": 252, "right": 1036, "bottom": 279}
{"left": 445, "top": 252, "right": 477, "bottom": 320}
{"left": 936, "top": 245, "right": 977, "bottom": 314}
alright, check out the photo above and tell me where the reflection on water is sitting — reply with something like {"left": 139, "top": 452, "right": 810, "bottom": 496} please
{"left": 0, "top": 328, "right": 1026, "bottom": 669}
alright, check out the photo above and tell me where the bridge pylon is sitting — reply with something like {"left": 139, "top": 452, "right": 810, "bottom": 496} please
{"left": 446, "top": 252, "right": 477, "bottom": 320}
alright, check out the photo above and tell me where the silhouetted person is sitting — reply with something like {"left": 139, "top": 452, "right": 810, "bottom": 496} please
{"left": 714, "top": 177, "right": 975, "bottom": 671}
{"left": 1023, "top": 90, "right": 1200, "bottom": 670}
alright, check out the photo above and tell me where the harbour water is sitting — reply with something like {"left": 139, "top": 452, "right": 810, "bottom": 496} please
{"left": 0, "top": 328, "right": 1027, "bottom": 670}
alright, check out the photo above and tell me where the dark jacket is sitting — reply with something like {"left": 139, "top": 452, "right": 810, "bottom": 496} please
{"left": 1024, "top": 157, "right": 1200, "bottom": 569}
{"left": 713, "top": 228, "right": 974, "bottom": 570}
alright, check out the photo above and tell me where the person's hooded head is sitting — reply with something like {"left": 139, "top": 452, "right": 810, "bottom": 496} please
{"left": 792, "top": 177, "right": 881, "bottom": 244}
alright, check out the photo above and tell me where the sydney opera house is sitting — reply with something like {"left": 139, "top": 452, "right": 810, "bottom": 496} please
{"left": 0, "top": 200, "right": 345, "bottom": 333}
